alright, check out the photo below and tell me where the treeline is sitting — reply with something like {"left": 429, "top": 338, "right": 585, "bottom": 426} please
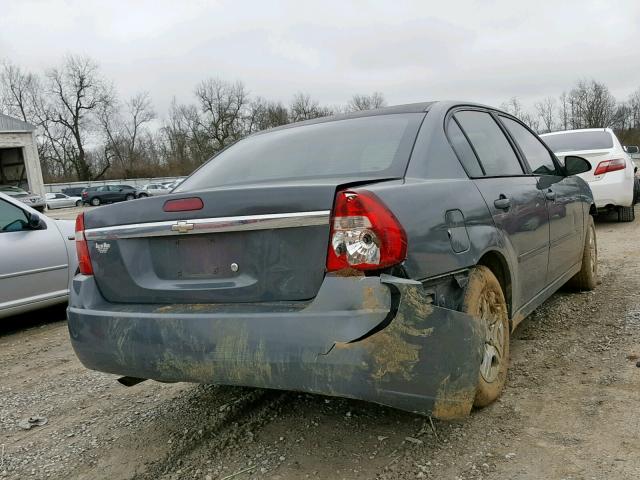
{"left": 1, "top": 55, "right": 640, "bottom": 183}
{"left": 0, "top": 55, "right": 385, "bottom": 182}
{"left": 500, "top": 79, "right": 640, "bottom": 144}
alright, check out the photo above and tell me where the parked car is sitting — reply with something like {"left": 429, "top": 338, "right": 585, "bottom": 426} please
{"left": 62, "top": 186, "right": 86, "bottom": 197}
{"left": 541, "top": 128, "right": 636, "bottom": 221}
{"left": 81, "top": 185, "right": 139, "bottom": 206}
{"left": 46, "top": 192, "right": 82, "bottom": 209}
{"left": 68, "top": 101, "right": 596, "bottom": 419}
{"left": 0, "top": 192, "right": 78, "bottom": 318}
{"left": 0, "top": 185, "right": 46, "bottom": 212}
{"left": 138, "top": 183, "right": 170, "bottom": 197}
{"left": 162, "top": 180, "right": 183, "bottom": 191}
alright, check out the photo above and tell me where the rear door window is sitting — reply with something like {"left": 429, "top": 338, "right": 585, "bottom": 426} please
{"left": 447, "top": 119, "right": 484, "bottom": 177}
{"left": 455, "top": 111, "right": 524, "bottom": 176}
{"left": 500, "top": 116, "right": 560, "bottom": 176}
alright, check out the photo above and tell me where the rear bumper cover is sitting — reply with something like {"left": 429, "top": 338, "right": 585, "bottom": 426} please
{"left": 588, "top": 172, "right": 634, "bottom": 208}
{"left": 68, "top": 274, "right": 483, "bottom": 418}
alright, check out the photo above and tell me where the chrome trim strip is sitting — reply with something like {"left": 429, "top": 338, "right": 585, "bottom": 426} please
{"left": 0, "top": 264, "right": 68, "bottom": 280}
{"left": 0, "top": 290, "right": 69, "bottom": 310}
{"left": 84, "top": 210, "right": 331, "bottom": 241}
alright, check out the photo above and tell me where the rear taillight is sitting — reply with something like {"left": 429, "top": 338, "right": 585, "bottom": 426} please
{"left": 75, "top": 213, "right": 93, "bottom": 275}
{"left": 326, "top": 190, "right": 407, "bottom": 272}
{"left": 594, "top": 158, "right": 625, "bottom": 176}
{"left": 163, "top": 197, "right": 204, "bottom": 212}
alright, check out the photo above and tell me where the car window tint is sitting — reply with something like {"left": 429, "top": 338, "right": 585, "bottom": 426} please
{"left": 0, "top": 199, "right": 28, "bottom": 232}
{"left": 97, "top": 186, "right": 108, "bottom": 192}
{"left": 447, "top": 119, "right": 484, "bottom": 177}
{"left": 455, "top": 111, "right": 523, "bottom": 176}
{"left": 541, "top": 131, "right": 613, "bottom": 152}
{"left": 501, "top": 117, "right": 559, "bottom": 175}
{"left": 176, "top": 113, "right": 424, "bottom": 191}
{"left": 56, "top": 194, "right": 65, "bottom": 198}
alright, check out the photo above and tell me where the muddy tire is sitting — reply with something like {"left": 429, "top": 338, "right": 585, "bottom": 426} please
{"left": 568, "top": 216, "right": 598, "bottom": 290}
{"left": 462, "top": 266, "right": 510, "bottom": 408}
{"left": 618, "top": 205, "right": 635, "bottom": 222}
{"left": 75, "top": 200, "right": 82, "bottom": 207}
{"left": 90, "top": 197, "right": 101, "bottom": 206}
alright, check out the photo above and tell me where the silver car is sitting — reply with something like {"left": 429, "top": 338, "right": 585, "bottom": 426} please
{"left": 46, "top": 192, "right": 83, "bottom": 209}
{"left": 0, "top": 192, "right": 78, "bottom": 318}
{"left": 0, "top": 185, "right": 46, "bottom": 212}
{"left": 138, "top": 183, "right": 170, "bottom": 197}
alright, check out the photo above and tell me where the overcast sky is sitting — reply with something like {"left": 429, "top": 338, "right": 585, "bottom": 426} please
{"left": 1, "top": 0, "right": 639, "bottom": 116}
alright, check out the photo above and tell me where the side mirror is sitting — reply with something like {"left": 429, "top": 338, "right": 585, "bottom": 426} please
{"left": 564, "top": 156, "right": 591, "bottom": 176}
{"left": 28, "top": 213, "right": 45, "bottom": 230}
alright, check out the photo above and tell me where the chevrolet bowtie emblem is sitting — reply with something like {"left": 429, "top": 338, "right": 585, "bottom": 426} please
{"left": 171, "top": 221, "right": 195, "bottom": 233}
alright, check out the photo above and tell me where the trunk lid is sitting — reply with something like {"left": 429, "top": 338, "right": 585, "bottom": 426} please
{"left": 556, "top": 149, "right": 616, "bottom": 183}
{"left": 83, "top": 178, "right": 394, "bottom": 304}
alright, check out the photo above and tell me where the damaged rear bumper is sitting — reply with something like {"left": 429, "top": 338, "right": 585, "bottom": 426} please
{"left": 67, "top": 274, "right": 483, "bottom": 419}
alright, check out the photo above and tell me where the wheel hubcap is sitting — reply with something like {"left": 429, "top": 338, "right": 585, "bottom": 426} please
{"left": 479, "top": 289, "right": 505, "bottom": 383}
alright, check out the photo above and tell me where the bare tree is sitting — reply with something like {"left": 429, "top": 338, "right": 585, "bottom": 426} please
{"left": 46, "top": 55, "right": 113, "bottom": 180}
{"left": 246, "top": 97, "right": 289, "bottom": 133}
{"left": 99, "top": 92, "right": 155, "bottom": 177}
{"left": 534, "top": 97, "right": 557, "bottom": 133}
{"left": 567, "top": 79, "right": 617, "bottom": 129}
{"left": 558, "top": 92, "right": 570, "bottom": 130}
{"left": 500, "top": 97, "right": 539, "bottom": 131}
{"left": 195, "top": 78, "right": 249, "bottom": 155}
{"left": 347, "top": 92, "right": 386, "bottom": 111}
{"left": 289, "top": 92, "right": 332, "bottom": 122}
{"left": 0, "top": 61, "right": 39, "bottom": 122}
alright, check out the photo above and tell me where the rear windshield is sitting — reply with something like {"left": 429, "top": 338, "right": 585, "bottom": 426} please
{"left": 542, "top": 131, "right": 613, "bottom": 153}
{"left": 177, "top": 113, "right": 424, "bottom": 191}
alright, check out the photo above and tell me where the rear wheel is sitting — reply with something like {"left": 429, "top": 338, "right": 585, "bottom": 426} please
{"left": 633, "top": 178, "right": 640, "bottom": 205}
{"left": 75, "top": 200, "right": 82, "bottom": 207}
{"left": 568, "top": 215, "right": 597, "bottom": 290}
{"left": 90, "top": 197, "right": 101, "bottom": 206}
{"left": 462, "top": 266, "right": 510, "bottom": 408}
{"left": 618, "top": 205, "right": 635, "bottom": 222}
{"left": 125, "top": 194, "right": 135, "bottom": 201}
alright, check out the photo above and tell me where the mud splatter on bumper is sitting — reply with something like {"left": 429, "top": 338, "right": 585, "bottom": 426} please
{"left": 68, "top": 274, "right": 483, "bottom": 418}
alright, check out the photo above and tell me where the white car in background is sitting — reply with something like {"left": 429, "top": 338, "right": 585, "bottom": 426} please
{"left": 45, "top": 192, "right": 82, "bottom": 209}
{"left": 541, "top": 128, "right": 636, "bottom": 222}
{"left": 138, "top": 183, "right": 171, "bottom": 197}
{"left": 0, "top": 192, "right": 78, "bottom": 318}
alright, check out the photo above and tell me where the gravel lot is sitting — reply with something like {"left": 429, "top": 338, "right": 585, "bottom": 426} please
{"left": 1, "top": 210, "right": 639, "bottom": 479}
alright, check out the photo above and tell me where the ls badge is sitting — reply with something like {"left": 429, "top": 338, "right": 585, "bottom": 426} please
{"left": 95, "top": 242, "right": 111, "bottom": 254}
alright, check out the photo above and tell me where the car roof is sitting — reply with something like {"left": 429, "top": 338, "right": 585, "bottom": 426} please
{"left": 251, "top": 100, "right": 502, "bottom": 136}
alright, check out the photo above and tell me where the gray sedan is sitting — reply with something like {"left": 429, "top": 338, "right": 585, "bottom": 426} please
{"left": 0, "top": 192, "right": 78, "bottom": 318}
{"left": 68, "top": 101, "right": 596, "bottom": 419}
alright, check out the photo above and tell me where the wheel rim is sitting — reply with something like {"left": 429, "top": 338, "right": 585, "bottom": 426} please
{"left": 478, "top": 288, "right": 505, "bottom": 384}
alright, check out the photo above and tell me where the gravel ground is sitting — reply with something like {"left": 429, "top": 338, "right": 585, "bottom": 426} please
{"left": 1, "top": 211, "right": 639, "bottom": 479}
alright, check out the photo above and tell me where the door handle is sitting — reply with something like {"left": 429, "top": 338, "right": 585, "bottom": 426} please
{"left": 494, "top": 195, "right": 511, "bottom": 210}
{"left": 545, "top": 190, "right": 556, "bottom": 201}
